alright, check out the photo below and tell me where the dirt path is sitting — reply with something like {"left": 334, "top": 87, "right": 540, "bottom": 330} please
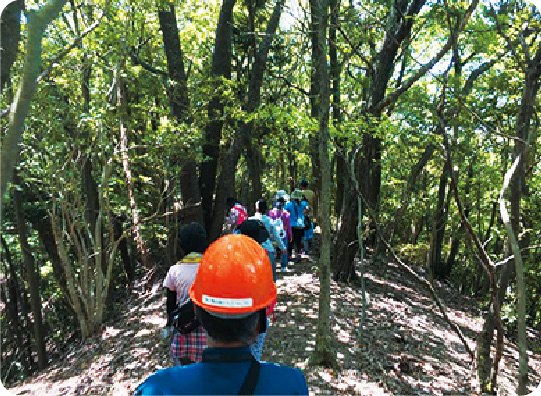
{"left": 7, "top": 253, "right": 541, "bottom": 396}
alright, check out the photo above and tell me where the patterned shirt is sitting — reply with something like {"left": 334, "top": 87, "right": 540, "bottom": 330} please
{"left": 163, "top": 253, "right": 207, "bottom": 363}
{"left": 267, "top": 208, "right": 292, "bottom": 242}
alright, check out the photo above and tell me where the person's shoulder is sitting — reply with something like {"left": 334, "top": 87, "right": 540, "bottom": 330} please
{"left": 165, "top": 263, "right": 183, "bottom": 277}
{"left": 134, "top": 367, "right": 180, "bottom": 395}
{"left": 259, "top": 362, "right": 309, "bottom": 394}
{"left": 134, "top": 365, "right": 198, "bottom": 395}
{"left": 260, "top": 362, "right": 306, "bottom": 380}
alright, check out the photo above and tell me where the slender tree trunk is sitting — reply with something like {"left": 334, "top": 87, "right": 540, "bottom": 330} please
{"left": 112, "top": 213, "right": 134, "bottom": 283}
{"left": 13, "top": 172, "right": 47, "bottom": 370}
{"left": 330, "top": 0, "right": 343, "bottom": 221}
{"left": 308, "top": 0, "right": 321, "bottom": 221}
{"left": 385, "top": 144, "right": 435, "bottom": 244}
{"left": 430, "top": 167, "right": 449, "bottom": 279}
{"left": 507, "top": 43, "right": 541, "bottom": 395}
{"left": 446, "top": 162, "right": 472, "bottom": 277}
{"left": 1, "top": 236, "right": 30, "bottom": 375}
{"left": 116, "top": 60, "right": 151, "bottom": 273}
{"left": 310, "top": 0, "right": 337, "bottom": 369}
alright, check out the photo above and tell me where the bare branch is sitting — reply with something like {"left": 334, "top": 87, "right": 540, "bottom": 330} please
{"left": 129, "top": 47, "right": 168, "bottom": 77}
{"left": 490, "top": 6, "right": 527, "bottom": 73}
{"left": 335, "top": 24, "right": 374, "bottom": 76}
{"left": 371, "top": 0, "right": 480, "bottom": 114}
{"left": 37, "top": 13, "right": 104, "bottom": 83}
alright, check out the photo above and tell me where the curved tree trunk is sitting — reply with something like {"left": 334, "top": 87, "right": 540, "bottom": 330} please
{"left": 1, "top": 0, "right": 68, "bottom": 208}
{"left": 0, "top": 0, "right": 23, "bottom": 92}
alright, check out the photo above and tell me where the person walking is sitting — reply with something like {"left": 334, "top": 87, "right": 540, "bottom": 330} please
{"left": 284, "top": 190, "right": 305, "bottom": 263}
{"left": 249, "top": 198, "right": 285, "bottom": 280}
{"left": 268, "top": 197, "right": 292, "bottom": 271}
{"left": 238, "top": 219, "right": 276, "bottom": 361}
{"left": 299, "top": 178, "right": 316, "bottom": 226}
{"left": 163, "top": 222, "right": 209, "bottom": 365}
{"left": 224, "top": 197, "right": 248, "bottom": 234}
{"left": 135, "top": 234, "right": 309, "bottom": 395}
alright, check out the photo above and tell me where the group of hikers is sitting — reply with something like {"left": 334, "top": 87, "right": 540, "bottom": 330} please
{"left": 134, "top": 180, "right": 316, "bottom": 395}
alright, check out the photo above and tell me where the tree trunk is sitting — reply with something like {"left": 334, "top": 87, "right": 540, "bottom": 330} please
{"left": 477, "top": 259, "right": 514, "bottom": 393}
{"left": 385, "top": 144, "right": 435, "bottom": 244}
{"left": 246, "top": 141, "right": 263, "bottom": 205}
{"left": 332, "top": 183, "right": 359, "bottom": 282}
{"left": 199, "top": 0, "right": 237, "bottom": 232}
{"left": 117, "top": 59, "right": 151, "bottom": 274}
{"left": 0, "top": 0, "right": 68, "bottom": 208}
{"left": 508, "top": 43, "right": 541, "bottom": 395}
{"left": 330, "top": 0, "right": 343, "bottom": 220}
{"left": 112, "top": 213, "right": 134, "bottom": 283}
{"left": 430, "top": 167, "right": 449, "bottom": 279}
{"left": 309, "top": 0, "right": 321, "bottom": 222}
{"left": 0, "top": 0, "right": 23, "bottom": 91}
{"left": 209, "top": 0, "right": 284, "bottom": 241}
{"left": 13, "top": 172, "right": 47, "bottom": 370}
{"left": 446, "top": 162, "right": 472, "bottom": 278}
{"left": 1, "top": 235, "right": 31, "bottom": 375}
{"left": 31, "top": 213, "right": 70, "bottom": 299}
{"left": 310, "top": 0, "right": 337, "bottom": 369}
{"left": 158, "top": 4, "right": 203, "bottom": 223}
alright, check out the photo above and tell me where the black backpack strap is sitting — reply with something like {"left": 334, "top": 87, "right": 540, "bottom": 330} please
{"left": 237, "top": 356, "right": 260, "bottom": 395}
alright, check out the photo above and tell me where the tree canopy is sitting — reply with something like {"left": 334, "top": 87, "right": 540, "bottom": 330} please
{"left": 1, "top": 0, "right": 540, "bottom": 394}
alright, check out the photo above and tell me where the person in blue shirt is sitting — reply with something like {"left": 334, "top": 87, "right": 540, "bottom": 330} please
{"left": 134, "top": 234, "right": 309, "bottom": 396}
{"left": 284, "top": 189, "right": 306, "bottom": 263}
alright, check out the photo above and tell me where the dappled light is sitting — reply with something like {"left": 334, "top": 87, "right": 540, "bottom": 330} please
{"left": 2, "top": 0, "right": 541, "bottom": 394}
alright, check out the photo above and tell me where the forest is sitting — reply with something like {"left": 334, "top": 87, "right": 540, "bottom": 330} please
{"left": 1, "top": 0, "right": 540, "bottom": 394}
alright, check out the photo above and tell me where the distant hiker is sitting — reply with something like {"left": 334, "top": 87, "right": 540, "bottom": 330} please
{"left": 224, "top": 197, "right": 248, "bottom": 234}
{"left": 135, "top": 234, "right": 309, "bottom": 395}
{"left": 299, "top": 178, "right": 316, "bottom": 225}
{"left": 249, "top": 199, "right": 286, "bottom": 280}
{"left": 274, "top": 189, "right": 289, "bottom": 205}
{"left": 163, "top": 222, "right": 209, "bottom": 365}
{"left": 284, "top": 189, "right": 306, "bottom": 263}
{"left": 268, "top": 196, "right": 292, "bottom": 272}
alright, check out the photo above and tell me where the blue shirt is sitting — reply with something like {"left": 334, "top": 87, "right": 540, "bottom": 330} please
{"left": 284, "top": 201, "right": 305, "bottom": 229}
{"left": 134, "top": 347, "right": 309, "bottom": 395}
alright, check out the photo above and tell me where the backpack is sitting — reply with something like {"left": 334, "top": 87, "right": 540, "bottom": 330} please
{"left": 233, "top": 204, "right": 248, "bottom": 225}
{"left": 169, "top": 299, "right": 199, "bottom": 334}
{"left": 271, "top": 217, "right": 286, "bottom": 240}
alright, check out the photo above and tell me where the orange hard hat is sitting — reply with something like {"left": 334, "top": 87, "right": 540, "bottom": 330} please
{"left": 189, "top": 234, "right": 277, "bottom": 315}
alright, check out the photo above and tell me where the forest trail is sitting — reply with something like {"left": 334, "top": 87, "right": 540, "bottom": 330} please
{"left": 7, "top": 247, "right": 541, "bottom": 396}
